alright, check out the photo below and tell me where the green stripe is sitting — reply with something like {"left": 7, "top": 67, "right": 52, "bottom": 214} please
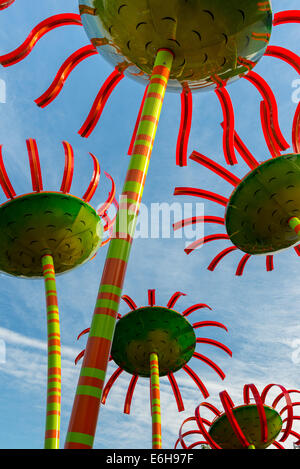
{"left": 80, "top": 367, "right": 105, "bottom": 381}
{"left": 66, "top": 432, "right": 94, "bottom": 447}
{"left": 95, "top": 298, "right": 119, "bottom": 311}
{"left": 89, "top": 314, "right": 116, "bottom": 340}
{"left": 99, "top": 285, "right": 122, "bottom": 296}
{"left": 107, "top": 239, "right": 131, "bottom": 263}
{"left": 123, "top": 180, "right": 143, "bottom": 195}
{"left": 76, "top": 385, "right": 102, "bottom": 399}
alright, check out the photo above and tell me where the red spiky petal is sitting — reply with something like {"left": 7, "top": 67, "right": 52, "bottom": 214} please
{"left": 168, "top": 373, "right": 184, "bottom": 412}
{"left": 176, "top": 86, "right": 193, "bottom": 167}
{"left": 190, "top": 151, "right": 240, "bottom": 186}
{"left": 0, "top": 145, "right": 16, "bottom": 198}
{"left": 26, "top": 139, "right": 43, "bottom": 192}
{"left": 82, "top": 152, "right": 100, "bottom": 202}
{"left": 60, "top": 141, "right": 74, "bottom": 193}
{"left": 215, "top": 87, "right": 237, "bottom": 165}
{"left": 35, "top": 45, "right": 97, "bottom": 108}
{"left": 124, "top": 375, "right": 138, "bottom": 414}
{"left": 79, "top": 68, "right": 124, "bottom": 138}
{"left": 0, "top": 14, "right": 82, "bottom": 67}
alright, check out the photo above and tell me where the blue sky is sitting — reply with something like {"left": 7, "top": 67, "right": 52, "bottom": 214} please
{"left": 0, "top": 0, "right": 299, "bottom": 449}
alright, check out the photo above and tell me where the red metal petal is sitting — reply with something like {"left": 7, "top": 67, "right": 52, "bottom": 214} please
{"left": 167, "top": 291, "right": 186, "bottom": 309}
{"left": 245, "top": 71, "right": 289, "bottom": 152}
{"left": 82, "top": 152, "right": 100, "bottom": 203}
{"left": 260, "top": 101, "right": 281, "bottom": 158}
{"left": 215, "top": 87, "right": 237, "bottom": 165}
{"left": 266, "top": 255, "right": 274, "bottom": 272}
{"left": 101, "top": 367, "right": 123, "bottom": 405}
{"left": 35, "top": 45, "right": 97, "bottom": 108}
{"left": 273, "top": 11, "right": 300, "bottom": 26}
{"left": 176, "top": 86, "right": 192, "bottom": 167}
{"left": 190, "top": 151, "right": 240, "bottom": 186}
{"left": 243, "top": 384, "right": 268, "bottom": 443}
{"left": 193, "top": 321, "right": 228, "bottom": 332}
{"left": 295, "top": 245, "right": 300, "bottom": 256}
{"left": 207, "top": 246, "right": 238, "bottom": 272}
{"left": 236, "top": 254, "right": 252, "bottom": 276}
{"left": 196, "top": 338, "right": 232, "bottom": 357}
{"left": 272, "top": 441, "right": 285, "bottom": 449}
{"left": 261, "top": 384, "right": 294, "bottom": 442}
{"left": 0, "top": 145, "right": 16, "bottom": 198}
{"left": 174, "top": 187, "right": 229, "bottom": 207}
{"left": 26, "top": 139, "right": 43, "bottom": 192}
{"left": 182, "top": 364, "right": 209, "bottom": 399}
{"left": 168, "top": 373, "right": 184, "bottom": 412}
{"left": 0, "top": 14, "right": 82, "bottom": 67}
{"left": 124, "top": 375, "right": 138, "bottom": 414}
{"left": 74, "top": 349, "right": 85, "bottom": 365}
{"left": 273, "top": 390, "right": 300, "bottom": 408}
{"left": 265, "top": 46, "right": 300, "bottom": 75}
{"left": 77, "top": 328, "right": 90, "bottom": 341}
{"left": 182, "top": 304, "right": 212, "bottom": 317}
{"left": 293, "top": 102, "right": 300, "bottom": 154}
{"left": 121, "top": 295, "right": 137, "bottom": 311}
{"left": 219, "top": 390, "right": 250, "bottom": 448}
{"left": 221, "top": 123, "right": 259, "bottom": 169}
{"left": 97, "top": 171, "right": 116, "bottom": 216}
{"left": 0, "top": 0, "right": 15, "bottom": 10}
{"left": 195, "top": 404, "right": 221, "bottom": 449}
{"left": 178, "top": 416, "right": 198, "bottom": 449}
{"left": 185, "top": 234, "right": 230, "bottom": 255}
{"left": 173, "top": 216, "right": 225, "bottom": 232}
{"left": 60, "top": 141, "right": 74, "bottom": 193}
{"left": 79, "top": 68, "right": 124, "bottom": 138}
{"left": 192, "top": 352, "right": 226, "bottom": 380}
{"left": 148, "top": 289, "right": 156, "bottom": 306}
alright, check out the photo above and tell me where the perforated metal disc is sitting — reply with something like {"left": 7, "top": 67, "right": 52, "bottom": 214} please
{"left": 111, "top": 306, "right": 196, "bottom": 377}
{"left": 209, "top": 404, "right": 282, "bottom": 449}
{"left": 0, "top": 192, "right": 102, "bottom": 278}
{"left": 226, "top": 154, "right": 300, "bottom": 255}
{"left": 79, "top": 0, "right": 272, "bottom": 92}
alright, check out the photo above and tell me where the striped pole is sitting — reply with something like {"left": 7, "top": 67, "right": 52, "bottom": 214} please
{"left": 289, "top": 217, "right": 300, "bottom": 237}
{"left": 65, "top": 49, "right": 174, "bottom": 449}
{"left": 150, "top": 353, "right": 162, "bottom": 449}
{"left": 42, "top": 254, "right": 61, "bottom": 449}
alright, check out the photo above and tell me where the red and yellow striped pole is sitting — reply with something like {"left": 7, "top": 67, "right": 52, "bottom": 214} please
{"left": 42, "top": 254, "right": 61, "bottom": 449}
{"left": 65, "top": 49, "right": 174, "bottom": 449}
{"left": 150, "top": 353, "right": 162, "bottom": 449}
{"left": 289, "top": 217, "right": 300, "bottom": 237}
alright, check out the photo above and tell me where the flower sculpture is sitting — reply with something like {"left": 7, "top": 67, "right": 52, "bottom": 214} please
{"left": 75, "top": 289, "right": 231, "bottom": 449}
{"left": 1, "top": 0, "right": 299, "bottom": 448}
{"left": 174, "top": 108, "right": 300, "bottom": 275}
{"left": 0, "top": 139, "right": 117, "bottom": 448}
{"left": 176, "top": 384, "right": 300, "bottom": 449}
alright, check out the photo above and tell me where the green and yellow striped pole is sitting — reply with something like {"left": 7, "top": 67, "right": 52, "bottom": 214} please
{"left": 150, "top": 353, "right": 162, "bottom": 449}
{"left": 42, "top": 254, "right": 61, "bottom": 449}
{"left": 65, "top": 48, "right": 174, "bottom": 449}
